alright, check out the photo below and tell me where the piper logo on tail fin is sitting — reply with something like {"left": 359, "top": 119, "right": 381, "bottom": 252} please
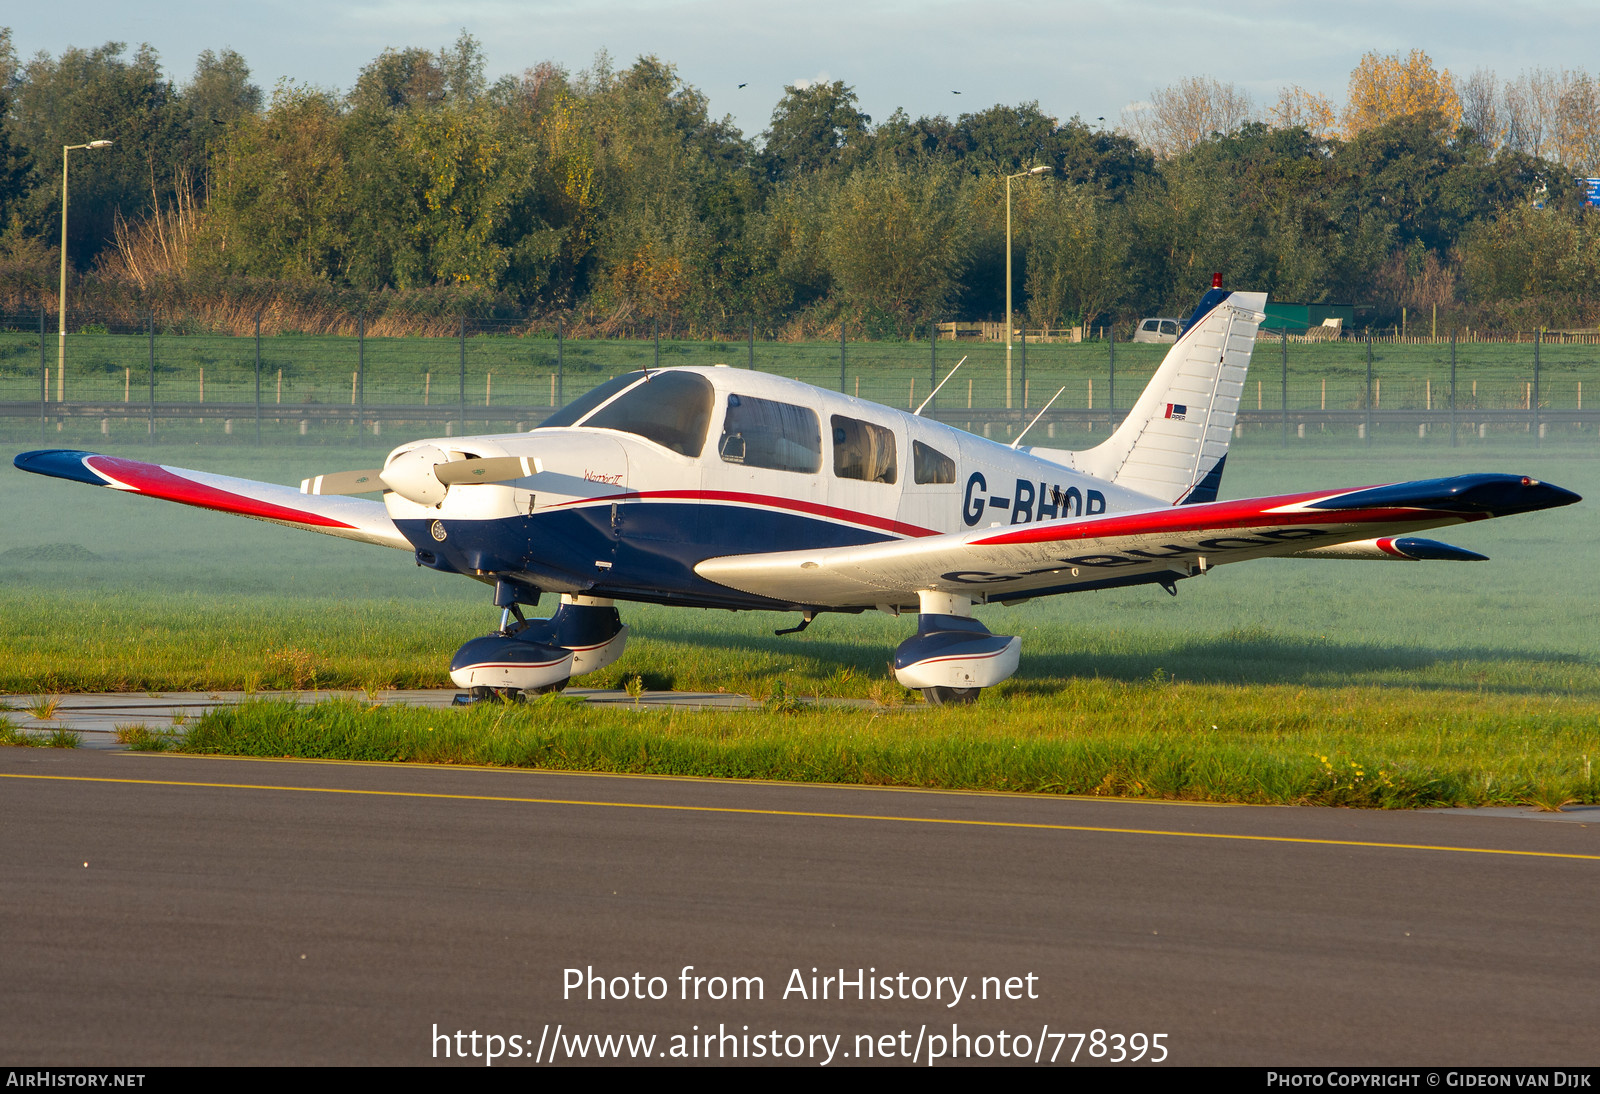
{"left": 1164, "top": 403, "right": 1187, "bottom": 420}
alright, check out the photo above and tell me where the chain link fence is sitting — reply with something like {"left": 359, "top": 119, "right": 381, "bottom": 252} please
{"left": 3, "top": 312, "right": 1597, "bottom": 448}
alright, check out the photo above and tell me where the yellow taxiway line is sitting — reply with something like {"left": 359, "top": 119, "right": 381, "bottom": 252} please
{"left": 6, "top": 771, "right": 1597, "bottom": 861}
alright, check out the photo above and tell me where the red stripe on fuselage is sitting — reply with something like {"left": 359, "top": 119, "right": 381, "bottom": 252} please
{"left": 544, "top": 489, "right": 940, "bottom": 540}
{"left": 971, "top": 486, "right": 1479, "bottom": 547}
{"left": 84, "top": 456, "right": 355, "bottom": 529}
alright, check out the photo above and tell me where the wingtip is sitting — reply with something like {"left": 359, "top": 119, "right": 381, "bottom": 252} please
{"left": 13, "top": 449, "right": 107, "bottom": 485}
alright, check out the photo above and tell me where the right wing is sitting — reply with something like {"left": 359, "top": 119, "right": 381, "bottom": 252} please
{"left": 695, "top": 474, "right": 1580, "bottom": 609}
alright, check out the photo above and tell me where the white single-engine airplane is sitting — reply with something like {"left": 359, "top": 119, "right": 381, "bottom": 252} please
{"left": 15, "top": 288, "right": 1581, "bottom": 703}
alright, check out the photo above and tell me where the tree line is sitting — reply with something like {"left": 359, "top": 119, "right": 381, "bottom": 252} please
{"left": 1, "top": 30, "right": 1597, "bottom": 336}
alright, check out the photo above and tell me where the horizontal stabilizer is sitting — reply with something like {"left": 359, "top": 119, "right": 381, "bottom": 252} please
{"left": 1290, "top": 537, "right": 1489, "bottom": 562}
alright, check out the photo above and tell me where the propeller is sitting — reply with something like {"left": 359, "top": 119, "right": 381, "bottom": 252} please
{"left": 301, "top": 468, "right": 384, "bottom": 495}
{"left": 301, "top": 448, "right": 540, "bottom": 507}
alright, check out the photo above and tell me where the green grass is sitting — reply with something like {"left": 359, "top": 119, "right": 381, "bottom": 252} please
{"left": 174, "top": 689, "right": 1600, "bottom": 809}
{"left": 0, "top": 717, "right": 80, "bottom": 748}
{"left": 114, "top": 724, "right": 179, "bottom": 751}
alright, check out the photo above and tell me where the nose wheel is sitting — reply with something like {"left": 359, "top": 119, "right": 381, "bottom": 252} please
{"left": 921, "top": 686, "right": 981, "bottom": 706}
{"left": 453, "top": 680, "right": 568, "bottom": 705}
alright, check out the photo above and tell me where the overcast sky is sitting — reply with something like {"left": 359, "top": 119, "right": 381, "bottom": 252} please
{"left": 8, "top": 2, "right": 1599, "bottom": 139}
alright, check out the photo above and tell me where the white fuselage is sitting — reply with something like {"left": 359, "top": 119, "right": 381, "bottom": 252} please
{"left": 380, "top": 366, "right": 1162, "bottom": 610}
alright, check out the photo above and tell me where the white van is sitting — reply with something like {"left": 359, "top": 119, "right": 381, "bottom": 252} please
{"left": 1132, "top": 317, "right": 1182, "bottom": 344}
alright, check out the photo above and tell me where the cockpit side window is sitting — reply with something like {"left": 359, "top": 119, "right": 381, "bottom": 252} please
{"left": 832, "top": 415, "right": 897, "bottom": 484}
{"left": 912, "top": 440, "right": 956, "bottom": 484}
{"left": 718, "top": 394, "right": 821, "bottom": 473}
{"left": 581, "top": 370, "right": 715, "bottom": 456}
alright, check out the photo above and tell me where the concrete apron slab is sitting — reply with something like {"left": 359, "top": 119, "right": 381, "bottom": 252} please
{"left": 3, "top": 688, "right": 765, "bottom": 749}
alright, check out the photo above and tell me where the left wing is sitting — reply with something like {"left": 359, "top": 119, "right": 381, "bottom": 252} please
{"left": 14, "top": 449, "right": 411, "bottom": 550}
{"left": 696, "top": 473, "right": 1580, "bottom": 608}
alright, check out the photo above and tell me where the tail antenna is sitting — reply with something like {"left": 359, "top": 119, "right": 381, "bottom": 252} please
{"left": 1010, "top": 387, "right": 1068, "bottom": 450}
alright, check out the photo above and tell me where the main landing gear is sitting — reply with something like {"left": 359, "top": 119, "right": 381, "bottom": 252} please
{"left": 450, "top": 591, "right": 628, "bottom": 704}
{"left": 891, "top": 592, "right": 1021, "bottom": 706}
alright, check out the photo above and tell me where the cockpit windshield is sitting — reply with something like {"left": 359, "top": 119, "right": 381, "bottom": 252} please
{"left": 575, "top": 370, "right": 715, "bottom": 456}
{"left": 536, "top": 372, "right": 644, "bottom": 429}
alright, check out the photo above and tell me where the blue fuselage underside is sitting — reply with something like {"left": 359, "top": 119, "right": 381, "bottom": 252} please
{"left": 397, "top": 501, "right": 899, "bottom": 611}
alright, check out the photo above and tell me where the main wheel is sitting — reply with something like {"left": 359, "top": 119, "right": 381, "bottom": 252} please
{"left": 528, "top": 678, "right": 569, "bottom": 696}
{"left": 921, "top": 686, "right": 981, "bottom": 706}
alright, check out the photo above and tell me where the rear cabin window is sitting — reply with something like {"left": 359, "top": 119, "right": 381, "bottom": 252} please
{"left": 912, "top": 440, "right": 956, "bottom": 484}
{"left": 832, "top": 416, "right": 897, "bottom": 484}
{"left": 718, "top": 394, "right": 821, "bottom": 473}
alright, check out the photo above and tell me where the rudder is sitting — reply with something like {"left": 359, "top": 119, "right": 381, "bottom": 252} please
{"left": 1069, "top": 290, "right": 1267, "bottom": 505}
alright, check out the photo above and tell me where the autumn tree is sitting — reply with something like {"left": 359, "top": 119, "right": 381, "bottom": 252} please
{"left": 1267, "top": 86, "right": 1337, "bottom": 141}
{"left": 1120, "top": 77, "right": 1252, "bottom": 159}
{"left": 1342, "top": 49, "right": 1460, "bottom": 137}
{"left": 1457, "top": 68, "right": 1502, "bottom": 148}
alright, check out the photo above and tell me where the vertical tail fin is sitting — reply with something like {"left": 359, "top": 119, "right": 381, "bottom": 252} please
{"left": 1071, "top": 290, "right": 1267, "bottom": 505}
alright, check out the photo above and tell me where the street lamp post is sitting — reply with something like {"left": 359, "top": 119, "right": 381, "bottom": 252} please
{"left": 1004, "top": 165, "right": 1049, "bottom": 409}
{"left": 58, "top": 139, "right": 114, "bottom": 402}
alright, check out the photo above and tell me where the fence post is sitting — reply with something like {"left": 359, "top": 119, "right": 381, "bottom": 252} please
{"left": 1449, "top": 331, "right": 1457, "bottom": 448}
{"left": 357, "top": 313, "right": 366, "bottom": 414}
{"left": 148, "top": 313, "right": 156, "bottom": 444}
{"left": 748, "top": 318, "right": 755, "bottom": 371}
{"left": 1107, "top": 327, "right": 1115, "bottom": 419}
{"left": 38, "top": 308, "right": 46, "bottom": 442}
{"left": 458, "top": 316, "right": 467, "bottom": 431}
{"left": 254, "top": 313, "right": 262, "bottom": 445}
{"left": 1280, "top": 329, "right": 1288, "bottom": 446}
{"left": 839, "top": 321, "right": 846, "bottom": 393}
{"left": 653, "top": 318, "right": 660, "bottom": 370}
{"left": 1364, "top": 331, "right": 1373, "bottom": 447}
{"left": 1019, "top": 322, "right": 1027, "bottom": 406}
{"left": 929, "top": 320, "right": 937, "bottom": 410}
{"left": 1533, "top": 329, "right": 1541, "bottom": 447}
{"left": 556, "top": 317, "right": 564, "bottom": 407}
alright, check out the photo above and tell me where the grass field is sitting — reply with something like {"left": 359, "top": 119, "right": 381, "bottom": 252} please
{"left": 3, "top": 432, "right": 1596, "bottom": 806}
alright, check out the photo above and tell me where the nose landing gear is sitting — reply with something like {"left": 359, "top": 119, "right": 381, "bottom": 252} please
{"left": 450, "top": 592, "right": 628, "bottom": 704}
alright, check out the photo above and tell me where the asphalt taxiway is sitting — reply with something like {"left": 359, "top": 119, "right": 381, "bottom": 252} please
{"left": 2, "top": 747, "right": 1596, "bottom": 1066}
